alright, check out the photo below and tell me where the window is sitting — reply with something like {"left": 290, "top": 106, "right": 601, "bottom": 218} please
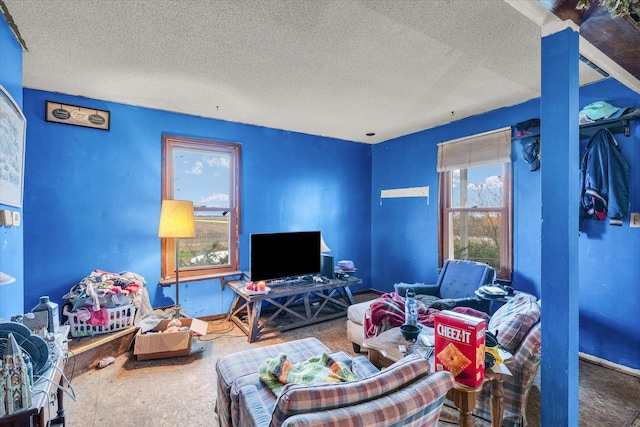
{"left": 438, "top": 127, "right": 512, "bottom": 280}
{"left": 161, "top": 135, "right": 241, "bottom": 282}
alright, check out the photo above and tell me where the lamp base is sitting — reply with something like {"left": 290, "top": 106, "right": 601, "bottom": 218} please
{"left": 172, "top": 304, "right": 183, "bottom": 319}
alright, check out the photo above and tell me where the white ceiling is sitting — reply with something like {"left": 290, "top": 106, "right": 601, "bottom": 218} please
{"left": 3, "top": 0, "right": 611, "bottom": 143}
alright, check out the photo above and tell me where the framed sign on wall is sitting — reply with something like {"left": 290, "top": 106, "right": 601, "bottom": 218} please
{"left": 0, "top": 84, "right": 26, "bottom": 208}
{"left": 45, "top": 100, "right": 110, "bottom": 130}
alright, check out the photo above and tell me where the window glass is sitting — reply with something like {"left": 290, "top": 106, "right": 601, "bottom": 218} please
{"left": 451, "top": 165, "right": 503, "bottom": 208}
{"left": 451, "top": 210, "right": 502, "bottom": 270}
{"left": 162, "top": 136, "right": 240, "bottom": 280}
{"left": 441, "top": 164, "right": 511, "bottom": 280}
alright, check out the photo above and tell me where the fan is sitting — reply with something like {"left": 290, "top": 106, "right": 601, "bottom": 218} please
{"left": 0, "top": 322, "right": 52, "bottom": 376}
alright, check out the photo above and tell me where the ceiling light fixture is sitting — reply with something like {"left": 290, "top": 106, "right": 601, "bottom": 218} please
{"left": 366, "top": 132, "right": 375, "bottom": 137}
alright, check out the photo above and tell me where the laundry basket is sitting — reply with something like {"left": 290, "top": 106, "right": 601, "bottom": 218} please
{"left": 66, "top": 304, "right": 135, "bottom": 338}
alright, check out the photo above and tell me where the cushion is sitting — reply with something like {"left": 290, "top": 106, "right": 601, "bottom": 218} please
{"left": 270, "top": 355, "right": 430, "bottom": 426}
{"left": 347, "top": 300, "right": 373, "bottom": 324}
{"left": 394, "top": 282, "right": 437, "bottom": 297}
{"left": 488, "top": 293, "right": 541, "bottom": 354}
{"left": 438, "top": 260, "right": 494, "bottom": 299}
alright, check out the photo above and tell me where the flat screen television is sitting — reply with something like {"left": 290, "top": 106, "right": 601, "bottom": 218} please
{"left": 250, "top": 231, "right": 321, "bottom": 283}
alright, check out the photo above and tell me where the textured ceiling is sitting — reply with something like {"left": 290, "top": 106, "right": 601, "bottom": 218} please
{"left": 1, "top": 0, "right": 620, "bottom": 143}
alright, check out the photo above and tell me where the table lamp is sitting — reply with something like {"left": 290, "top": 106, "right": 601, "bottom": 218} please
{"left": 320, "top": 234, "right": 334, "bottom": 279}
{"left": 158, "top": 200, "right": 195, "bottom": 318}
{"left": 0, "top": 271, "right": 16, "bottom": 285}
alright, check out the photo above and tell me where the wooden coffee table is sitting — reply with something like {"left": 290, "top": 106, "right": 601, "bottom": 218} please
{"left": 363, "top": 326, "right": 507, "bottom": 427}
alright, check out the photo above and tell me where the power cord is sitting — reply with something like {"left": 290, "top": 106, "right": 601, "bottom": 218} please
{"left": 197, "top": 319, "right": 246, "bottom": 341}
{"left": 33, "top": 364, "right": 77, "bottom": 403}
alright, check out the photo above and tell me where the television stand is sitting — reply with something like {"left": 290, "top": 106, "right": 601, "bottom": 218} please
{"left": 227, "top": 276, "right": 361, "bottom": 342}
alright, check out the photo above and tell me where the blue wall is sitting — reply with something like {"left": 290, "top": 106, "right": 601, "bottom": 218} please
{"left": 0, "top": 18, "right": 25, "bottom": 320}
{"left": 22, "top": 89, "right": 371, "bottom": 319}
{"left": 8, "top": 4, "right": 639, "bottom": 369}
{"left": 371, "top": 78, "right": 640, "bottom": 369}
{"left": 576, "top": 80, "right": 640, "bottom": 368}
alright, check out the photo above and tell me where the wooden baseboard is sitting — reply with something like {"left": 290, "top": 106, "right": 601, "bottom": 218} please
{"left": 579, "top": 352, "right": 640, "bottom": 378}
{"left": 354, "top": 289, "right": 385, "bottom": 296}
{"left": 197, "top": 313, "right": 228, "bottom": 322}
{"left": 65, "top": 326, "right": 137, "bottom": 377}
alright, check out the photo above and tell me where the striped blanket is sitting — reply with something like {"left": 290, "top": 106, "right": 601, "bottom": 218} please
{"left": 364, "top": 292, "right": 441, "bottom": 339}
{"left": 258, "top": 352, "right": 357, "bottom": 397}
{"left": 364, "top": 292, "right": 488, "bottom": 339}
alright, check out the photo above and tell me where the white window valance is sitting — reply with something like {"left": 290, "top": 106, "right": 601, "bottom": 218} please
{"left": 437, "top": 127, "right": 512, "bottom": 172}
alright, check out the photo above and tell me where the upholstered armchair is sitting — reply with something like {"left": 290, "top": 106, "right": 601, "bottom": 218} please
{"left": 394, "top": 259, "right": 496, "bottom": 312}
{"left": 472, "top": 293, "right": 542, "bottom": 427}
{"left": 215, "top": 336, "right": 454, "bottom": 427}
{"left": 235, "top": 354, "right": 454, "bottom": 427}
{"left": 347, "top": 259, "right": 495, "bottom": 352}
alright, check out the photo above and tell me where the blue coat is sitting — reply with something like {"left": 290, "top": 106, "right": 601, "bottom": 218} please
{"left": 580, "top": 128, "right": 630, "bottom": 226}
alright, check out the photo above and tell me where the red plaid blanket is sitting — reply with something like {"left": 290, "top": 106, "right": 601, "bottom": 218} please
{"left": 363, "top": 292, "right": 489, "bottom": 339}
{"left": 364, "top": 292, "right": 439, "bottom": 338}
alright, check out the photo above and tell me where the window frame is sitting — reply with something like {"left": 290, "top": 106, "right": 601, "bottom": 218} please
{"left": 438, "top": 166, "right": 512, "bottom": 280}
{"left": 437, "top": 128, "right": 513, "bottom": 281}
{"left": 161, "top": 135, "right": 241, "bottom": 283}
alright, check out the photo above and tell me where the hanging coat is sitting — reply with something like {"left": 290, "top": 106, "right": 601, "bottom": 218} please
{"left": 579, "top": 128, "right": 630, "bottom": 226}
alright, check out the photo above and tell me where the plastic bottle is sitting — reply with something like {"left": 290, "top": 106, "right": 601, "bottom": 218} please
{"left": 405, "top": 289, "right": 418, "bottom": 327}
{"left": 32, "top": 296, "right": 60, "bottom": 333}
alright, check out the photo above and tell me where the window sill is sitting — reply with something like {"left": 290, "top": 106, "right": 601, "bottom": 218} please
{"left": 159, "top": 270, "right": 244, "bottom": 288}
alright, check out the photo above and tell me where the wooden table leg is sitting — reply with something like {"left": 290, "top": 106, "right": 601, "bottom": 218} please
{"left": 448, "top": 387, "right": 480, "bottom": 427}
{"left": 490, "top": 374, "right": 505, "bottom": 427}
{"left": 51, "top": 374, "right": 66, "bottom": 427}
{"left": 248, "top": 300, "right": 262, "bottom": 343}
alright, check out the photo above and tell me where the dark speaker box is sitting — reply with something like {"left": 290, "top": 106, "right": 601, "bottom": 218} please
{"left": 321, "top": 254, "right": 334, "bottom": 278}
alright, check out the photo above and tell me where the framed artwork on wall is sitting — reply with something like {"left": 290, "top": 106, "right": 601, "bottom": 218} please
{"left": 45, "top": 100, "right": 110, "bottom": 130}
{"left": 0, "top": 83, "right": 26, "bottom": 208}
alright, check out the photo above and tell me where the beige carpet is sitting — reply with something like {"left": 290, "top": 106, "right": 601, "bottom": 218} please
{"left": 62, "top": 295, "right": 640, "bottom": 426}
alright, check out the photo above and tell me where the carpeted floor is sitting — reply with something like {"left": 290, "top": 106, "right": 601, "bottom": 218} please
{"left": 61, "top": 293, "right": 640, "bottom": 426}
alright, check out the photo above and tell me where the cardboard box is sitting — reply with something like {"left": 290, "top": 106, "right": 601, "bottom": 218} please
{"left": 133, "top": 318, "right": 209, "bottom": 360}
{"left": 434, "top": 310, "right": 486, "bottom": 387}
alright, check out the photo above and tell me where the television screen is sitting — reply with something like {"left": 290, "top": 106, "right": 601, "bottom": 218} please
{"left": 250, "top": 231, "right": 321, "bottom": 282}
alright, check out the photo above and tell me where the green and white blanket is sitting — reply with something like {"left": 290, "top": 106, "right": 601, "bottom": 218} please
{"left": 258, "top": 352, "right": 357, "bottom": 397}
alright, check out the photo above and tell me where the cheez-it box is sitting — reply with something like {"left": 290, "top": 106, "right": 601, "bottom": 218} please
{"left": 434, "top": 310, "right": 486, "bottom": 387}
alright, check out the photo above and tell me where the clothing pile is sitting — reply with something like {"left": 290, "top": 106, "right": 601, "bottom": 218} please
{"left": 62, "top": 269, "right": 146, "bottom": 327}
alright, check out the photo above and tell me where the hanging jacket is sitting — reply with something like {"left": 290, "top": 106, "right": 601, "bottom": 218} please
{"left": 579, "top": 128, "right": 630, "bottom": 226}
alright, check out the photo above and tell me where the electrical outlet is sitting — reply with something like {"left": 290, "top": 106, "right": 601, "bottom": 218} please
{"left": 12, "top": 211, "right": 20, "bottom": 227}
{"left": 631, "top": 213, "right": 640, "bottom": 228}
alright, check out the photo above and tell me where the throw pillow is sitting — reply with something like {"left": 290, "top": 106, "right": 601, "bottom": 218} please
{"left": 488, "top": 293, "right": 541, "bottom": 354}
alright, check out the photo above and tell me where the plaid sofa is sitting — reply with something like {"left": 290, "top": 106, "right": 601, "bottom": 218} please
{"left": 473, "top": 293, "right": 542, "bottom": 427}
{"left": 215, "top": 337, "right": 454, "bottom": 427}
{"left": 215, "top": 337, "right": 331, "bottom": 427}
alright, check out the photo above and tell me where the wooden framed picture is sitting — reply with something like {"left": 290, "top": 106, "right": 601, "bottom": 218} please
{"left": 45, "top": 100, "right": 110, "bottom": 130}
{"left": 0, "top": 84, "right": 26, "bottom": 208}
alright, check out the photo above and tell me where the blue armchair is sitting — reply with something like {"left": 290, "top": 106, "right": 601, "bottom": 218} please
{"left": 394, "top": 259, "right": 496, "bottom": 312}
{"left": 347, "top": 259, "right": 495, "bottom": 352}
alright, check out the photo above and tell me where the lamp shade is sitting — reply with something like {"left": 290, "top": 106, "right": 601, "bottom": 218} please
{"left": 320, "top": 234, "right": 331, "bottom": 253}
{"left": 0, "top": 271, "right": 16, "bottom": 285}
{"left": 158, "top": 200, "right": 196, "bottom": 238}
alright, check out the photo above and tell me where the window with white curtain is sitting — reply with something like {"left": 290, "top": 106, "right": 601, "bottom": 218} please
{"left": 438, "top": 127, "right": 512, "bottom": 280}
